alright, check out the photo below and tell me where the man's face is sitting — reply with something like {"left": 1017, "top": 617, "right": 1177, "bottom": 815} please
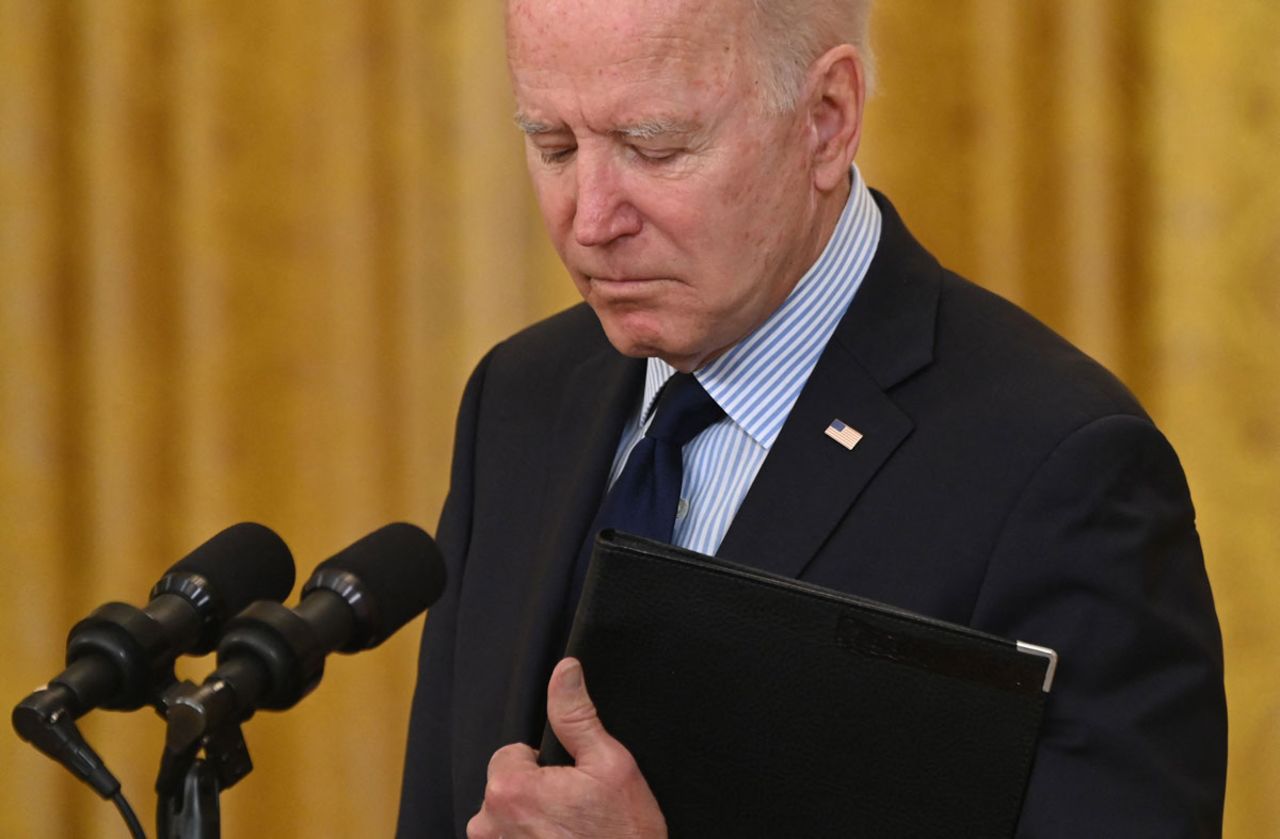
{"left": 507, "top": 0, "right": 829, "bottom": 371}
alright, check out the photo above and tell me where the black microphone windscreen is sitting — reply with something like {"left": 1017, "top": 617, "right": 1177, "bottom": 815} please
{"left": 310, "top": 523, "right": 445, "bottom": 642}
{"left": 161, "top": 522, "right": 296, "bottom": 616}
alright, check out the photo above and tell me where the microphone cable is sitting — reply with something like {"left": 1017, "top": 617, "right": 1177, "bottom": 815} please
{"left": 31, "top": 710, "right": 148, "bottom": 838}
{"left": 111, "top": 790, "right": 146, "bottom": 839}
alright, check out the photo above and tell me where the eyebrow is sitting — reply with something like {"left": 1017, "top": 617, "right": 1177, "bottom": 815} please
{"left": 514, "top": 114, "right": 558, "bottom": 135}
{"left": 614, "top": 119, "right": 698, "bottom": 140}
{"left": 513, "top": 114, "right": 697, "bottom": 140}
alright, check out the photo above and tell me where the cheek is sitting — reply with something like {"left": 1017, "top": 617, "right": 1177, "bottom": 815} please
{"left": 709, "top": 150, "right": 800, "bottom": 255}
{"left": 636, "top": 187, "right": 766, "bottom": 295}
{"left": 743, "top": 173, "right": 811, "bottom": 264}
{"left": 526, "top": 153, "right": 573, "bottom": 224}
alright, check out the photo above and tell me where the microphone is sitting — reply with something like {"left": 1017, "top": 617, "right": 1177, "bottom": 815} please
{"left": 11, "top": 522, "right": 295, "bottom": 796}
{"left": 164, "top": 523, "right": 445, "bottom": 751}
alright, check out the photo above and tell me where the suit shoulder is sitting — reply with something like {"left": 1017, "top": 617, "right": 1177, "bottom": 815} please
{"left": 464, "top": 303, "right": 617, "bottom": 419}
{"left": 489, "top": 303, "right": 609, "bottom": 373}
{"left": 929, "top": 270, "right": 1148, "bottom": 429}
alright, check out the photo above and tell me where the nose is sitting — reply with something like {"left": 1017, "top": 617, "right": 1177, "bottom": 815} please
{"left": 572, "top": 150, "right": 642, "bottom": 247}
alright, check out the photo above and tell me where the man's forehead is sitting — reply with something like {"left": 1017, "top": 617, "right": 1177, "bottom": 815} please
{"left": 506, "top": 0, "right": 748, "bottom": 62}
{"left": 507, "top": 0, "right": 743, "bottom": 24}
{"left": 506, "top": 0, "right": 752, "bottom": 124}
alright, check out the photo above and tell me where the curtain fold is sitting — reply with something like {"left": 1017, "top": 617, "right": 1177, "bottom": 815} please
{"left": 2, "top": 2, "right": 1275, "bottom": 836}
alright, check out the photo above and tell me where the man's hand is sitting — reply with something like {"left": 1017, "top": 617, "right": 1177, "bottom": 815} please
{"left": 466, "top": 658, "right": 668, "bottom": 838}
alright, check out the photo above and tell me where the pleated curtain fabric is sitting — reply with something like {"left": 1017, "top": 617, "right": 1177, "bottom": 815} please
{"left": 1, "top": 2, "right": 1277, "bottom": 837}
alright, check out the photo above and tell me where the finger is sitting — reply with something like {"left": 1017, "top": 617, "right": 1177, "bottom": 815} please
{"left": 487, "top": 742, "right": 539, "bottom": 782}
{"left": 465, "top": 809, "right": 509, "bottom": 839}
{"left": 546, "top": 657, "right": 614, "bottom": 766}
{"left": 465, "top": 806, "right": 498, "bottom": 839}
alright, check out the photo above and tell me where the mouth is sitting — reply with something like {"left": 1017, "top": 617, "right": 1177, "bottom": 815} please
{"left": 584, "top": 275, "right": 672, "bottom": 302}
{"left": 588, "top": 275, "right": 664, "bottom": 284}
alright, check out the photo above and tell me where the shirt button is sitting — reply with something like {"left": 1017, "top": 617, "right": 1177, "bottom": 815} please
{"left": 676, "top": 498, "right": 690, "bottom": 520}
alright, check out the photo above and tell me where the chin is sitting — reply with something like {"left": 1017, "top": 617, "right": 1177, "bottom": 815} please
{"left": 589, "top": 298, "right": 719, "bottom": 369}
{"left": 593, "top": 309, "right": 672, "bottom": 360}
{"left": 599, "top": 323, "right": 666, "bottom": 360}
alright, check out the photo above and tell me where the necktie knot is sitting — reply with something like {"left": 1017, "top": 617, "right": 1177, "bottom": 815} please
{"left": 563, "top": 371, "right": 724, "bottom": 629}
{"left": 646, "top": 373, "right": 725, "bottom": 447}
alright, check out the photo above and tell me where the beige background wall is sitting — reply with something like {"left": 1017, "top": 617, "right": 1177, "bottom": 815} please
{"left": 2, "top": 2, "right": 1276, "bottom": 836}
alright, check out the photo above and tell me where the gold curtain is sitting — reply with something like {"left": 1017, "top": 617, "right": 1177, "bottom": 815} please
{"left": 1, "top": 2, "right": 1275, "bottom": 836}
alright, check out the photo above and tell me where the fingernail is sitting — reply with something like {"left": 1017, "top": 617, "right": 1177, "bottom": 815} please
{"left": 562, "top": 660, "right": 583, "bottom": 691}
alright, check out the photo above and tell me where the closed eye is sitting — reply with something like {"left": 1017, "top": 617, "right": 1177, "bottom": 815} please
{"left": 632, "top": 146, "right": 682, "bottom": 163}
{"left": 538, "top": 147, "right": 576, "bottom": 165}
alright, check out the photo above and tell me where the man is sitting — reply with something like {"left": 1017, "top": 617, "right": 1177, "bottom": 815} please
{"left": 398, "top": 0, "right": 1227, "bottom": 836}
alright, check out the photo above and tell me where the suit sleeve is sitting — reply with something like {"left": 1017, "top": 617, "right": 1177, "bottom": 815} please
{"left": 970, "top": 414, "right": 1227, "bottom": 838}
{"left": 396, "top": 350, "right": 494, "bottom": 839}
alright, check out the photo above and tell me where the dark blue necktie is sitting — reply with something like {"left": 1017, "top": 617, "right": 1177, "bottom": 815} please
{"left": 566, "top": 372, "right": 726, "bottom": 618}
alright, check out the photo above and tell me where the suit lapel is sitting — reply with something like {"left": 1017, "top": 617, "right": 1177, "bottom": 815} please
{"left": 718, "top": 193, "right": 942, "bottom": 579}
{"left": 501, "top": 345, "right": 644, "bottom": 744}
{"left": 715, "top": 343, "right": 913, "bottom": 577}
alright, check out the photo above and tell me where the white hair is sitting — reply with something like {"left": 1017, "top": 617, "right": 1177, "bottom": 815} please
{"left": 748, "top": 0, "right": 875, "bottom": 113}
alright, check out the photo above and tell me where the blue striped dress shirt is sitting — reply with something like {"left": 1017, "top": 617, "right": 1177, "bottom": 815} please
{"left": 605, "top": 166, "right": 883, "bottom": 556}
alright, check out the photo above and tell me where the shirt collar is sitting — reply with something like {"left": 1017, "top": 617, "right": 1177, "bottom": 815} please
{"left": 640, "top": 165, "right": 882, "bottom": 449}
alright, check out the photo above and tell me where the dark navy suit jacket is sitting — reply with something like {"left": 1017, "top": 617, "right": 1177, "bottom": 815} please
{"left": 396, "top": 194, "right": 1227, "bottom": 838}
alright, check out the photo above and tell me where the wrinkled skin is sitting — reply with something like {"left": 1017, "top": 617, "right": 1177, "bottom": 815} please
{"left": 507, "top": 0, "right": 864, "bottom": 372}
{"left": 466, "top": 659, "right": 668, "bottom": 838}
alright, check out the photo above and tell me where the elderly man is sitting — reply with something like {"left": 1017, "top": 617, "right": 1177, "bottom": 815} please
{"left": 398, "top": 0, "right": 1227, "bottom": 836}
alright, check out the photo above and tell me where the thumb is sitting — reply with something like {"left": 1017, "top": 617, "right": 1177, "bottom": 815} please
{"left": 546, "top": 657, "right": 612, "bottom": 766}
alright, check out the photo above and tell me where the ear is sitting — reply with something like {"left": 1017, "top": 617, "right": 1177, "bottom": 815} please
{"left": 804, "top": 44, "right": 867, "bottom": 193}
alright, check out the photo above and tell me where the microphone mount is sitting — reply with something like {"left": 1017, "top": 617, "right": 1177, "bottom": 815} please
{"left": 154, "top": 679, "right": 255, "bottom": 839}
{"left": 152, "top": 569, "right": 369, "bottom": 838}
{"left": 153, "top": 590, "right": 347, "bottom": 839}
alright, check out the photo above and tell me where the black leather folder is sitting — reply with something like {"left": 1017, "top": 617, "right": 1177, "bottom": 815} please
{"left": 540, "top": 530, "right": 1057, "bottom": 838}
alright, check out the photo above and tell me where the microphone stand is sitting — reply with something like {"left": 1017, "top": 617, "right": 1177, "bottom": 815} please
{"left": 155, "top": 681, "right": 254, "bottom": 839}
{"left": 152, "top": 596, "right": 328, "bottom": 839}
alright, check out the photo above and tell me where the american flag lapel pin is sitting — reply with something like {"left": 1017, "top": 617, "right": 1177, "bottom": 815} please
{"left": 824, "top": 419, "right": 863, "bottom": 451}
